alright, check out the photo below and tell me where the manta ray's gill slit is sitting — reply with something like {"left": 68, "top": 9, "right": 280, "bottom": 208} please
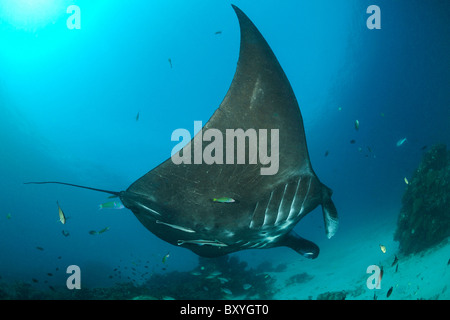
{"left": 298, "top": 176, "right": 313, "bottom": 217}
{"left": 250, "top": 195, "right": 271, "bottom": 229}
{"left": 249, "top": 202, "right": 259, "bottom": 229}
{"left": 262, "top": 190, "right": 274, "bottom": 227}
{"left": 274, "top": 183, "right": 288, "bottom": 225}
{"left": 262, "top": 185, "right": 288, "bottom": 227}
{"left": 287, "top": 177, "right": 302, "bottom": 220}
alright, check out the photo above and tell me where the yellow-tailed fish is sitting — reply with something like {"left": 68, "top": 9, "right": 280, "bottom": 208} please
{"left": 98, "top": 201, "right": 124, "bottom": 210}
{"left": 162, "top": 252, "right": 170, "bottom": 264}
{"left": 404, "top": 177, "right": 409, "bottom": 185}
{"left": 57, "top": 201, "right": 66, "bottom": 224}
{"left": 212, "top": 197, "right": 236, "bottom": 203}
{"left": 98, "top": 227, "right": 110, "bottom": 234}
{"left": 379, "top": 244, "right": 387, "bottom": 253}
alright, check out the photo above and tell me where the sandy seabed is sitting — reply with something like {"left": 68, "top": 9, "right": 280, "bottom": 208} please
{"left": 267, "top": 215, "right": 450, "bottom": 300}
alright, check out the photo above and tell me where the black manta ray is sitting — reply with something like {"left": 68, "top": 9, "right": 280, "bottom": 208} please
{"left": 26, "top": 5, "right": 338, "bottom": 259}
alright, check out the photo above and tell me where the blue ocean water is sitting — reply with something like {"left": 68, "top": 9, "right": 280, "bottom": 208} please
{"left": 0, "top": 0, "right": 449, "bottom": 300}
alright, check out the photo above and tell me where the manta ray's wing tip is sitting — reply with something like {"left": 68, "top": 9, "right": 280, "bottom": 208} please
{"left": 326, "top": 218, "right": 339, "bottom": 239}
{"left": 323, "top": 204, "right": 339, "bottom": 239}
{"left": 321, "top": 185, "right": 339, "bottom": 239}
{"left": 231, "top": 4, "right": 244, "bottom": 16}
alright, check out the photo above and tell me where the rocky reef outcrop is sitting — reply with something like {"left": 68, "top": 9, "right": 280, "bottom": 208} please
{"left": 394, "top": 144, "right": 450, "bottom": 255}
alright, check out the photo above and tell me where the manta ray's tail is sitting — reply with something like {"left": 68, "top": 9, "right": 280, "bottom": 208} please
{"left": 24, "top": 181, "right": 120, "bottom": 196}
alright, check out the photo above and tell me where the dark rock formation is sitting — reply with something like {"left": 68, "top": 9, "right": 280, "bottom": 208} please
{"left": 394, "top": 144, "right": 450, "bottom": 255}
{"left": 316, "top": 290, "right": 346, "bottom": 300}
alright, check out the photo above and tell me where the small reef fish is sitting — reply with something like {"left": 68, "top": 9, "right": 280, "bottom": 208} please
{"left": 6, "top": 213, "right": 11, "bottom": 220}
{"left": 162, "top": 252, "right": 170, "bottom": 264}
{"left": 214, "top": 31, "right": 222, "bottom": 35}
{"left": 350, "top": 139, "right": 356, "bottom": 144}
{"left": 168, "top": 58, "right": 173, "bottom": 69}
{"left": 243, "top": 284, "right": 252, "bottom": 290}
{"left": 379, "top": 244, "right": 387, "bottom": 253}
{"left": 212, "top": 197, "right": 236, "bottom": 203}
{"left": 324, "top": 150, "right": 329, "bottom": 157}
{"left": 136, "top": 112, "right": 140, "bottom": 122}
{"left": 206, "top": 271, "right": 222, "bottom": 279}
{"left": 221, "top": 288, "right": 232, "bottom": 295}
{"left": 386, "top": 286, "right": 393, "bottom": 298}
{"left": 392, "top": 255, "right": 399, "bottom": 267}
{"left": 62, "top": 230, "right": 70, "bottom": 237}
{"left": 177, "top": 239, "right": 228, "bottom": 247}
{"left": 378, "top": 266, "right": 384, "bottom": 287}
{"left": 218, "top": 277, "right": 229, "bottom": 284}
{"left": 404, "top": 177, "right": 409, "bottom": 185}
{"left": 396, "top": 138, "right": 407, "bottom": 147}
{"left": 98, "top": 227, "right": 110, "bottom": 234}
{"left": 36, "top": 246, "right": 44, "bottom": 251}
{"left": 57, "top": 201, "right": 66, "bottom": 224}
{"left": 88, "top": 230, "right": 98, "bottom": 235}
{"left": 355, "top": 120, "right": 360, "bottom": 131}
{"left": 98, "top": 201, "right": 124, "bottom": 210}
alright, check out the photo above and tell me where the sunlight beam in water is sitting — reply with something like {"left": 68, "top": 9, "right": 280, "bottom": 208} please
{"left": 0, "top": 0, "right": 65, "bottom": 31}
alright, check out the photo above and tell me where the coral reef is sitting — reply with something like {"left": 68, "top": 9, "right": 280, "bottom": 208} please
{"left": 316, "top": 290, "right": 346, "bottom": 300}
{"left": 285, "top": 272, "right": 314, "bottom": 286}
{"left": 394, "top": 144, "right": 450, "bottom": 255}
{"left": 0, "top": 255, "right": 276, "bottom": 300}
{"left": 142, "top": 255, "right": 276, "bottom": 299}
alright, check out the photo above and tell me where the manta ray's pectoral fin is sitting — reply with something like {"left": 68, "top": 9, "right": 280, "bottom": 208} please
{"left": 281, "top": 230, "right": 319, "bottom": 259}
{"left": 321, "top": 185, "right": 339, "bottom": 239}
